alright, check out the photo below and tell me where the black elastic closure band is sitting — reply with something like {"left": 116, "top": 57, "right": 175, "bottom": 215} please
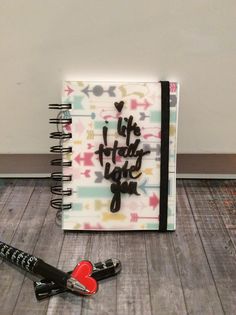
{"left": 159, "top": 81, "right": 170, "bottom": 232}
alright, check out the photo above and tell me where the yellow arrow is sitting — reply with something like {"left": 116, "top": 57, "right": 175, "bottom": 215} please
{"left": 143, "top": 168, "right": 153, "bottom": 175}
{"left": 102, "top": 212, "right": 126, "bottom": 222}
{"left": 95, "top": 200, "right": 110, "bottom": 211}
{"left": 73, "top": 223, "right": 81, "bottom": 229}
{"left": 73, "top": 140, "right": 82, "bottom": 145}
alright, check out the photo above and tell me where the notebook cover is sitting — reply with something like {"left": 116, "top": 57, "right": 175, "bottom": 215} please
{"left": 61, "top": 81, "right": 179, "bottom": 231}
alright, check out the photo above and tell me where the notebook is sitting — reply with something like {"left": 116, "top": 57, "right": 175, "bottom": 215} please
{"left": 50, "top": 80, "right": 179, "bottom": 231}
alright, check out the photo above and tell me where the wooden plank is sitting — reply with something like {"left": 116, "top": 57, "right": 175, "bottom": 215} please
{"left": 172, "top": 180, "right": 224, "bottom": 314}
{"left": 0, "top": 179, "right": 35, "bottom": 252}
{"left": 12, "top": 179, "right": 65, "bottom": 315}
{"left": 0, "top": 179, "right": 51, "bottom": 315}
{"left": 0, "top": 178, "right": 16, "bottom": 211}
{"left": 145, "top": 231, "right": 187, "bottom": 315}
{"left": 184, "top": 179, "right": 236, "bottom": 315}
{"left": 1, "top": 178, "right": 234, "bottom": 314}
{"left": 206, "top": 179, "right": 236, "bottom": 248}
{"left": 81, "top": 232, "right": 118, "bottom": 315}
{"left": 116, "top": 232, "right": 152, "bottom": 315}
{"left": 46, "top": 232, "right": 91, "bottom": 315}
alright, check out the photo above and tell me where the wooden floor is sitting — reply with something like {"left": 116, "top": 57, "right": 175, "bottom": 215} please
{"left": 0, "top": 179, "right": 235, "bottom": 315}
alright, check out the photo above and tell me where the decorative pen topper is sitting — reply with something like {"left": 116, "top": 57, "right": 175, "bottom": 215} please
{"left": 0, "top": 240, "right": 98, "bottom": 296}
{"left": 71, "top": 260, "right": 98, "bottom": 295}
{"left": 34, "top": 258, "right": 121, "bottom": 300}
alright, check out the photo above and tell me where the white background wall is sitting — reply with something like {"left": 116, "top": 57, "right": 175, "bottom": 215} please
{"left": 0, "top": 0, "right": 235, "bottom": 154}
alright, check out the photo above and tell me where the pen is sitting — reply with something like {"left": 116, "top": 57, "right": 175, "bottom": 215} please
{"left": 0, "top": 241, "right": 97, "bottom": 295}
{"left": 34, "top": 258, "right": 122, "bottom": 300}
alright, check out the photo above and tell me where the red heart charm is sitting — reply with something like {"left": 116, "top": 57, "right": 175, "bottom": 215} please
{"left": 71, "top": 260, "right": 98, "bottom": 295}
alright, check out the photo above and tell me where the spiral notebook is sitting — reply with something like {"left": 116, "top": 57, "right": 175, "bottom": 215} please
{"left": 50, "top": 81, "right": 179, "bottom": 231}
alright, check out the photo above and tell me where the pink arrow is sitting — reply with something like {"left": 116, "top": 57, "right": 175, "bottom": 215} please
{"left": 130, "top": 99, "right": 151, "bottom": 110}
{"left": 84, "top": 223, "right": 103, "bottom": 230}
{"left": 149, "top": 193, "right": 159, "bottom": 210}
{"left": 96, "top": 155, "right": 122, "bottom": 163}
{"left": 130, "top": 212, "right": 159, "bottom": 222}
{"left": 170, "top": 82, "right": 177, "bottom": 93}
{"left": 100, "top": 109, "right": 121, "bottom": 120}
{"left": 87, "top": 143, "right": 94, "bottom": 149}
{"left": 142, "top": 126, "right": 160, "bottom": 130}
{"left": 115, "top": 155, "right": 122, "bottom": 163}
{"left": 81, "top": 169, "right": 91, "bottom": 177}
{"left": 123, "top": 199, "right": 146, "bottom": 209}
{"left": 64, "top": 85, "right": 74, "bottom": 96}
{"left": 143, "top": 132, "right": 161, "bottom": 139}
{"left": 75, "top": 152, "right": 94, "bottom": 166}
{"left": 64, "top": 124, "right": 71, "bottom": 132}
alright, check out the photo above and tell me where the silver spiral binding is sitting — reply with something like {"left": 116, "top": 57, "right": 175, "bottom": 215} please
{"left": 49, "top": 103, "right": 72, "bottom": 225}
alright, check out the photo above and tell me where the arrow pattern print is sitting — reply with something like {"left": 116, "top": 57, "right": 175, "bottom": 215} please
{"left": 62, "top": 81, "right": 179, "bottom": 230}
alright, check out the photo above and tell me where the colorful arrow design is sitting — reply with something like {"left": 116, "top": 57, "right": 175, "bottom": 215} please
{"left": 75, "top": 152, "right": 94, "bottom": 166}
{"left": 95, "top": 155, "right": 122, "bottom": 163}
{"left": 94, "top": 200, "right": 110, "bottom": 211}
{"left": 94, "top": 121, "right": 117, "bottom": 129}
{"left": 139, "top": 179, "right": 160, "bottom": 194}
{"left": 73, "top": 140, "right": 82, "bottom": 145}
{"left": 83, "top": 223, "right": 103, "bottom": 229}
{"left": 87, "top": 143, "right": 94, "bottom": 149}
{"left": 86, "top": 130, "right": 95, "bottom": 140}
{"left": 170, "top": 94, "right": 177, "bottom": 107}
{"left": 72, "top": 95, "right": 84, "bottom": 109}
{"left": 146, "top": 223, "right": 159, "bottom": 229}
{"left": 94, "top": 171, "right": 104, "bottom": 183}
{"left": 143, "top": 143, "right": 160, "bottom": 156}
{"left": 81, "top": 169, "right": 91, "bottom": 177}
{"left": 75, "top": 186, "right": 112, "bottom": 198}
{"left": 71, "top": 112, "right": 96, "bottom": 119}
{"left": 119, "top": 84, "right": 145, "bottom": 98}
{"left": 86, "top": 130, "right": 118, "bottom": 140}
{"left": 139, "top": 112, "right": 150, "bottom": 121}
{"left": 142, "top": 131, "right": 161, "bottom": 140}
{"left": 100, "top": 109, "right": 120, "bottom": 120}
{"left": 122, "top": 199, "right": 146, "bottom": 209}
{"left": 70, "top": 203, "right": 83, "bottom": 211}
{"left": 130, "top": 212, "right": 159, "bottom": 222}
{"left": 130, "top": 99, "right": 151, "bottom": 110}
{"left": 62, "top": 110, "right": 71, "bottom": 119}
{"left": 143, "top": 168, "right": 153, "bottom": 175}
{"left": 170, "top": 82, "right": 177, "bottom": 92}
{"left": 64, "top": 85, "right": 74, "bottom": 96}
{"left": 102, "top": 212, "right": 126, "bottom": 222}
{"left": 64, "top": 124, "right": 71, "bottom": 132}
{"left": 150, "top": 110, "right": 176, "bottom": 123}
{"left": 149, "top": 193, "right": 159, "bottom": 210}
{"left": 82, "top": 85, "right": 116, "bottom": 97}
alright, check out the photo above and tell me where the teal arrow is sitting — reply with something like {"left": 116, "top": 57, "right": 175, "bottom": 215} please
{"left": 150, "top": 111, "right": 176, "bottom": 123}
{"left": 71, "top": 203, "right": 83, "bottom": 211}
{"left": 139, "top": 179, "right": 160, "bottom": 194}
{"left": 94, "top": 121, "right": 117, "bottom": 129}
{"left": 75, "top": 186, "right": 112, "bottom": 198}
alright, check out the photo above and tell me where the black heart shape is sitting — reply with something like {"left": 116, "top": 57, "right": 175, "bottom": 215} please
{"left": 114, "top": 101, "right": 124, "bottom": 113}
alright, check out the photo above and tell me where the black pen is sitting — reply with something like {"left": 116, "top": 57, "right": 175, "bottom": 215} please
{"left": 0, "top": 241, "right": 95, "bottom": 295}
{"left": 34, "top": 258, "right": 122, "bottom": 300}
